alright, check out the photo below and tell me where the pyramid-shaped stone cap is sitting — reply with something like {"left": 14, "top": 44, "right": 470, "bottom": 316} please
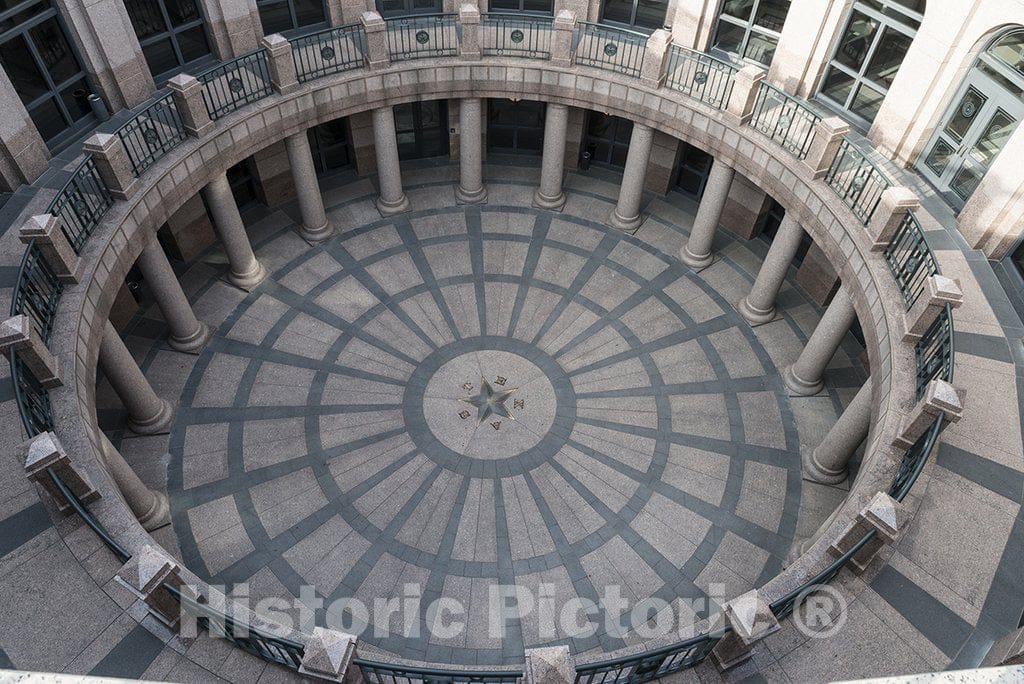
{"left": 22, "top": 431, "right": 63, "bottom": 471}
{"left": 859, "top": 491, "right": 910, "bottom": 542}
{"left": 299, "top": 626, "right": 356, "bottom": 680}
{"left": 723, "top": 590, "right": 779, "bottom": 643}
{"left": 924, "top": 379, "right": 963, "bottom": 417}
{"left": 526, "top": 645, "right": 574, "bottom": 684}
{"left": 928, "top": 275, "right": 963, "bottom": 306}
{"left": 0, "top": 314, "right": 29, "bottom": 348}
{"left": 116, "top": 544, "right": 176, "bottom": 596}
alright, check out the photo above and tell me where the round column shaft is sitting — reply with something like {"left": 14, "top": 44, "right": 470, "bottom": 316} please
{"left": 99, "top": 321, "right": 173, "bottom": 435}
{"left": 804, "top": 380, "right": 872, "bottom": 484}
{"left": 455, "top": 98, "right": 487, "bottom": 204}
{"left": 738, "top": 213, "right": 804, "bottom": 326}
{"left": 533, "top": 102, "right": 569, "bottom": 211}
{"left": 372, "top": 105, "right": 410, "bottom": 216}
{"left": 202, "top": 171, "right": 267, "bottom": 291}
{"left": 286, "top": 132, "right": 333, "bottom": 242}
{"left": 99, "top": 433, "right": 170, "bottom": 531}
{"left": 681, "top": 160, "right": 735, "bottom": 270}
{"left": 608, "top": 122, "right": 654, "bottom": 232}
{"left": 136, "top": 238, "right": 210, "bottom": 354}
{"left": 784, "top": 285, "right": 857, "bottom": 396}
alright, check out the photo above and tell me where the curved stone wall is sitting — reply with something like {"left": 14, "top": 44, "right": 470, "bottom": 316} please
{"left": 43, "top": 56, "right": 916, "bottom": 665}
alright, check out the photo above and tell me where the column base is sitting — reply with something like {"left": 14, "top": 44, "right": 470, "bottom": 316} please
{"left": 127, "top": 398, "right": 174, "bottom": 436}
{"left": 737, "top": 296, "right": 777, "bottom": 326}
{"left": 801, "top": 449, "right": 848, "bottom": 485}
{"left": 607, "top": 209, "right": 642, "bottom": 233}
{"left": 299, "top": 219, "right": 335, "bottom": 243}
{"left": 376, "top": 193, "right": 410, "bottom": 217}
{"left": 680, "top": 245, "right": 714, "bottom": 271}
{"left": 137, "top": 490, "right": 171, "bottom": 531}
{"left": 455, "top": 184, "right": 488, "bottom": 205}
{"left": 533, "top": 188, "right": 566, "bottom": 212}
{"left": 168, "top": 322, "right": 212, "bottom": 355}
{"left": 783, "top": 364, "right": 824, "bottom": 396}
{"left": 228, "top": 259, "right": 268, "bottom": 292}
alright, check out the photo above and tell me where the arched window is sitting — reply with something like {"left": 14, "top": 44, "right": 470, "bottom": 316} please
{"left": 711, "top": 0, "right": 791, "bottom": 67}
{"left": 918, "top": 28, "right": 1024, "bottom": 206}
{"left": 257, "top": 0, "right": 326, "bottom": 35}
{"left": 818, "top": 0, "right": 925, "bottom": 125}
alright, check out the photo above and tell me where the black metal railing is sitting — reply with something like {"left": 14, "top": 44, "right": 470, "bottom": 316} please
{"left": 292, "top": 23, "right": 368, "bottom": 82}
{"left": 573, "top": 22, "right": 646, "bottom": 78}
{"left": 115, "top": 92, "right": 188, "bottom": 176}
{"left": 883, "top": 211, "right": 941, "bottom": 310}
{"left": 47, "top": 155, "right": 113, "bottom": 253}
{"left": 663, "top": 45, "right": 736, "bottom": 110}
{"left": 824, "top": 138, "right": 892, "bottom": 224}
{"left": 574, "top": 630, "right": 725, "bottom": 684}
{"left": 888, "top": 415, "right": 943, "bottom": 501}
{"left": 10, "top": 240, "right": 63, "bottom": 343}
{"left": 355, "top": 659, "right": 522, "bottom": 684}
{"left": 769, "top": 530, "right": 876, "bottom": 620}
{"left": 385, "top": 14, "right": 459, "bottom": 62}
{"left": 914, "top": 304, "right": 955, "bottom": 399}
{"left": 198, "top": 49, "right": 273, "bottom": 120}
{"left": 481, "top": 13, "right": 553, "bottom": 59}
{"left": 749, "top": 82, "right": 821, "bottom": 160}
{"left": 10, "top": 351, "right": 55, "bottom": 436}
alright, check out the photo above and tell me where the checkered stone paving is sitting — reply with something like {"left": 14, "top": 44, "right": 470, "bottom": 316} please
{"left": 135, "top": 174, "right": 866, "bottom": 667}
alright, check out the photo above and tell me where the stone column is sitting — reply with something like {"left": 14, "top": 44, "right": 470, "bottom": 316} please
{"left": 456, "top": 98, "right": 487, "bottom": 205}
{"left": 202, "top": 171, "right": 268, "bottom": 290}
{"left": 99, "top": 434, "right": 170, "bottom": 531}
{"left": 607, "top": 122, "right": 655, "bottom": 232}
{"left": 285, "top": 132, "right": 334, "bottom": 242}
{"left": 784, "top": 285, "right": 857, "bottom": 396}
{"left": 99, "top": 321, "right": 173, "bottom": 435}
{"left": 738, "top": 213, "right": 804, "bottom": 325}
{"left": 198, "top": 0, "right": 263, "bottom": 58}
{"left": 681, "top": 159, "right": 734, "bottom": 270}
{"left": 372, "top": 106, "right": 410, "bottom": 216}
{"left": 135, "top": 238, "right": 211, "bottom": 354}
{"left": 533, "top": 103, "right": 570, "bottom": 211}
{"left": 803, "top": 380, "right": 872, "bottom": 484}
{"left": 0, "top": 69, "right": 49, "bottom": 189}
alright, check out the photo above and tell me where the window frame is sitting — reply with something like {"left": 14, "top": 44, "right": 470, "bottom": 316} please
{"left": 486, "top": 0, "right": 554, "bottom": 14}
{"left": 122, "top": 0, "right": 216, "bottom": 83}
{"left": 255, "top": 0, "right": 328, "bottom": 37}
{"left": 710, "top": 0, "right": 791, "bottom": 67}
{"left": 597, "top": 0, "right": 669, "bottom": 33}
{"left": 375, "top": 0, "right": 444, "bottom": 18}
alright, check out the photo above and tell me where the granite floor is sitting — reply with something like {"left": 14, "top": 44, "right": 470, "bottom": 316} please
{"left": 100, "top": 161, "right": 867, "bottom": 667}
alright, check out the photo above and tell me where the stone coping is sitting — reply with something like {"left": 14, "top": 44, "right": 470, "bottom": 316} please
{"left": 25, "top": 56, "right": 925, "bottom": 668}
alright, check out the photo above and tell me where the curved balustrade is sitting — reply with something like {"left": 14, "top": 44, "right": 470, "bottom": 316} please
{"left": 482, "top": 13, "right": 553, "bottom": 59}
{"left": 5, "top": 17, "right": 959, "bottom": 683}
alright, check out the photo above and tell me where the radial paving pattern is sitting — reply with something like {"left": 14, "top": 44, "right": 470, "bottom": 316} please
{"left": 166, "top": 200, "right": 819, "bottom": 665}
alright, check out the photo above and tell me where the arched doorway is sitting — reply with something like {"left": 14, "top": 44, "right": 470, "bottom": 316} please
{"left": 918, "top": 27, "right": 1024, "bottom": 207}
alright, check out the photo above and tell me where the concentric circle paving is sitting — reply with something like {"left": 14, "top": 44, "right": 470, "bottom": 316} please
{"left": 167, "top": 203, "right": 820, "bottom": 665}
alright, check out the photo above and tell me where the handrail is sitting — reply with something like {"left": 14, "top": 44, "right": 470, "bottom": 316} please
{"left": 7, "top": 22, "right": 961, "bottom": 682}
{"left": 292, "top": 22, "right": 368, "bottom": 82}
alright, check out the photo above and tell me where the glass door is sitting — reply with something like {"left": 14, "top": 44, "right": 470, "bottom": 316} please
{"left": 919, "top": 69, "right": 1024, "bottom": 206}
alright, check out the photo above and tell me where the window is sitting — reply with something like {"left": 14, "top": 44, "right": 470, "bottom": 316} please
{"left": 0, "top": 0, "right": 95, "bottom": 149}
{"left": 599, "top": 0, "right": 669, "bottom": 32}
{"left": 256, "top": 0, "right": 326, "bottom": 35}
{"left": 487, "top": 99, "right": 545, "bottom": 155}
{"left": 395, "top": 100, "right": 449, "bottom": 160}
{"left": 308, "top": 118, "right": 353, "bottom": 174}
{"left": 674, "top": 142, "right": 713, "bottom": 199}
{"left": 711, "top": 0, "right": 791, "bottom": 66}
{"left": 581, "top": 112, "right": 632, "bottom": 168}
{"left": 123, "top": 0, "right": 214, "bottom": 82}
{"left": 376, "top": 0, "right": 443, "bottom": 17}
{"left": 817, "top": 0, "right": 925, "bottom": 125}
{"left": 488, "top": 0, "right": 553, "bottom": 13}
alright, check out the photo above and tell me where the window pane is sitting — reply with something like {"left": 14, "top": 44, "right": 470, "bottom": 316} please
{"left": 28, "top": 97, "right": 67, "bottom": 141}
{"left": 411, "top": 0, "right": 441, "bottom": 10}
{"left": 713, "top": 20, "right": 746, "bottom": 54}
{"left": 969, "top": 108, "right": 1016, "bottom": 167}
{"left": 377, "top": 0, "right": 405, "bottom": 15}
{"left": 950, "top": 164, "right": 982, "bottom": 201}
{"left": 834, "top": 11, "right": 877, "bottom": 71}
{"left": 59, "top": 77, "right": 92, "bottom": 121}
{"left": 753, "top": 0, "right": 789, "bottom": 32}
{"left": 943, "top": 86, "right": 986, "bottom": 142}
{"left": 522, "top": 0, "right": 553, "bottom": 13}
{"left": 744, "top": 31, "right": 777, "bottom": 65}
{"left": 633, "top": 0, "right": 668, "bottom": 29}
{"left": 820, "top": 66, "right": 856, "bottom": 106}
{"left": 923, "top": 138, "right": 953, "bottom": 176}
{"left": 720, "top": 0, "right": 753, "bottom": 22}
{"left": 30, "top": 18, "right": 81, "bottom": 86}
{"left": 987, "top": 30, "right": 1024, "bottom": 81}
{"left": 850, "top": 81, "right": 885, "bottom": 122}
{"left": 862, "top": 26, "right": 911, "bottom": 87}
{"left": 294, "top": 0, "right": 325, "bottom": 26}
{"left": 259, "top": 2, "right": 294, "bottom": 33}
{"left": 601, "top": 0, "right": 633, "bottom": 25}
{"left": 166, "top": 0, "right": 203, "bottom": 26}
{"left": 124, "top": 0, "right": 168, "bottom": 40}
{"left": 613, "top": 118, "right": 633, "bottom": 144}
{"left": 177, "top": 25, "right": 211, "bottom": 62}
{"left": 0, "top": 35, "right": 49, "bottom": 103}
{"left": 142, "top": 38, "right": 181, "bottom": 77}
{"left": 489, "top": 0, "right": 519, "bottom": 8}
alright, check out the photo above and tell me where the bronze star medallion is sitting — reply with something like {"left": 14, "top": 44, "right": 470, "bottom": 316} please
{"left": 459, "top": 376, "right": 518, "bottom": 427}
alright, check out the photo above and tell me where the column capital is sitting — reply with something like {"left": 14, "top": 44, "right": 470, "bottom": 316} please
{"left": 168, "top": 73, "right": 213, "bottom": 138}
{"left": 83, "top": 132, "right": 138, "bottom": 201}
{"left": 551, "top": 10, "right": 576, "bottom": 68}
{"left": 19, "top": 214, "right": 83, "bottom": 283}
{"left": 525, "top": 646, "right": 575, "bottom": 684}
{"left": 459, "top": 4, "right": 482, "bottom": 60}
{"left": 116, "top": 544, "right": 185, "bottom": 627}
{"left": 361, "top": 11, "right": 391, "bottom": 70}
{"left": 892, "top": 378, "right": 964, "bottom": 449}
{"left": 903, "top": 274, "right": 962, "bottom": 342}
{"left": 710, "top": 590, "right": 780, "bottom": 670}
{"left": 724, "top": 65, "right": 765, "bottom": 126}
{"left": 0, "top": 314, "right": 61, "bottom": 388}
{"left": 22, "top": 431, "right": 100, "bottom": 511}
{"left": 261, "top": 33, "right": 299, "bottom": 95}
{"left": 801, "top": 116, "right": 851, "bottom": 180}
{"left": 869, "top": 187, "right": 921, "bottom": 250}
{"left": 299, "top": 627, "right": 359, "bottom": 682}
{"left": 639, "top": 28, "right": 672, "bottom": 89}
